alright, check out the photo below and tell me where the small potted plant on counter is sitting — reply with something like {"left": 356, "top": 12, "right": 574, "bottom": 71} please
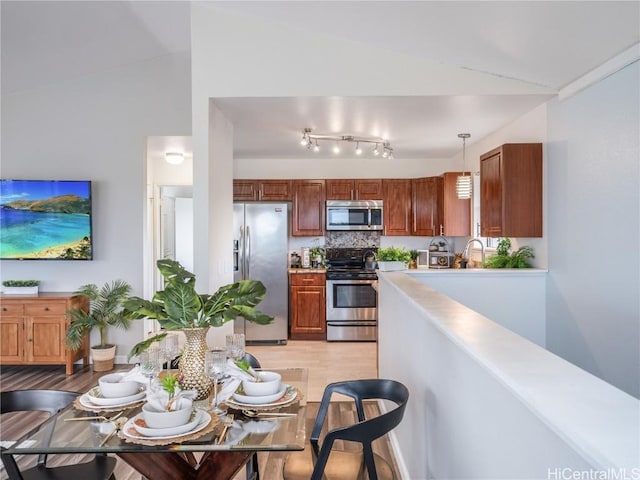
{"left": 309, "top": 246, "right": 325, "bottom": 268}
{"left": 2, "top": 280, "right": 40, "bottom": 295}
{"left": 482, "top": 238, "right": 534, "bottom": 268}
{"left": 408, "top": 250, "right": 419, "bottom": 269}
{"left": 377, "top": 247, "right": 411, "bottom": 271}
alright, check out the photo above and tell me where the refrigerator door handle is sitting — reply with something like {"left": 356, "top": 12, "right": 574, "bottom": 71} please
{"left": 246, "top": 225, "right": 251, "bottom": 278}
{"left": 239, "top": 226, "right": 245, "bottom": 279}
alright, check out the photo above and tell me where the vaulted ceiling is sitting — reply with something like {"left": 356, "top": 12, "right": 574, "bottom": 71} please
{"left": 3, "top": 1, "right": 638, "bottom": 159}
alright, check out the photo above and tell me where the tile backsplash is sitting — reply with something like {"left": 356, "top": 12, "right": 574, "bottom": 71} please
{"left": 325, "top": 231, "right": 380, "bottom": 248}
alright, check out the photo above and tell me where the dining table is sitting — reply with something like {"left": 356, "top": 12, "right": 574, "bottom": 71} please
{"left": 1, "top": 368, "right": 308, "bottom": 480}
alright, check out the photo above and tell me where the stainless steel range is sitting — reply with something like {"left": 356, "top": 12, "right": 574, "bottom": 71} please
{"left": 325, "top": 248, "right": 378, "bottom": 342}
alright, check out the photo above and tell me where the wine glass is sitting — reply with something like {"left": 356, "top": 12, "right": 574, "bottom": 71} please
{"left": 139, "top": 348, "right": 162, "bottom": 386}
{"left": 226, "top": 333, "right": 245, "bottom": 363}
{"left": 205, "top": 348, "right": 228, "bottom": 415}
{"left": 164, "top": 334, "right": 179, "bottom": 375}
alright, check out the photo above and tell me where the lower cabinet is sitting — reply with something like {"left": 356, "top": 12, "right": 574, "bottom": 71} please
{"left": 0, "top": 293, "right": 89, "bottom": 375}
{"left": 289, "top": 273, "right": 326, "bottom": 340}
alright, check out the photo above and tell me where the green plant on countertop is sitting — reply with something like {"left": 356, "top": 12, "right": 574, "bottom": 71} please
{"left": 309, "top": 246, "right": 326, "bottom": 266}
{"left": 482, "top": 238, "right": 534, "bottom": 269}
{"left": 2, "top": 280, "right": 40, "bottom": 287}
{"left": 378, "top": 246, "right": 412, "bottom": 264}
{"left": 409, "top": 250, "right": 419, "bottom": 261}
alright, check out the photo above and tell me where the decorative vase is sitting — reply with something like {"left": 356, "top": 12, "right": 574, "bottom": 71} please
{"left": 178, "top": 327, "right": 212, "bottom": 401}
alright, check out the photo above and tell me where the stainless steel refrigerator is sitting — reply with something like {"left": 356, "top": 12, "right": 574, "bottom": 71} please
{"left": 233, "top": 203, "right": 288, "bottom": 344}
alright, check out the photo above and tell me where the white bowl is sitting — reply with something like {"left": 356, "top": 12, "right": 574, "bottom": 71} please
{"left": 98, "top": 373, "right": 141, "bottom": 398}
{"left": 142, "top": 401, "right": 193, "bottom": 429}
{"left": 134, "top": 410, "right": 203, "bottom": 437}
{"left": 242, "top": 371, "right": 282, "bottom": 397}
{"left": 233, "top": 384, "right": 287, "bottom": 405}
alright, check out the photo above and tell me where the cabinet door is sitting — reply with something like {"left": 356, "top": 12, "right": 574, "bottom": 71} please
{"left": 442, "top": 172, "right": 471, "bottom": 236}
{"left": 383, "top": 179, "right": 412, "bottom": 236}
{"left": 233, "top": 180, "right": 258, "bottom": 201}
{"left": 325, "top": 180, "right": 354, "bottom": 200}
{"left": 26, "top": 316, "right": 66, "bottom": 363}
{"left": 354, "top": 179, "right": 383, "bottom": 200}
{"left": 290, "top": 286, "right": 326, "bottom": 337}
{"left": 480, "top": 151, "right": 503, "bottom": 237}
{"left": 0, "top": 316, "right": 24, "bottom": 362}
{"left": 259, "top": 180, "right": 292, "bottom": 201}
{"left": 412, "top": 177, "right": 440, "bottom": 236}
{"left": 292, "top": 180, "right": 325, "bottom": 236}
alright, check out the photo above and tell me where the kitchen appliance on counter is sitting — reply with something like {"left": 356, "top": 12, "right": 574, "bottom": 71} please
{"left": 326, "top": 200, "right": 383, "bottom": 231}
{"left": 233, "top": 203, "right": 288, "bottom": 344}
{"left": 325, "top": 247, "right": 378, "bottom": 342}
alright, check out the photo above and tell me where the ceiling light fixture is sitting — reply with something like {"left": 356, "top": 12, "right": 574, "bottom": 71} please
{"left": 299, "top": 129, "right": 393, "bottom": 158}
{"left": 456, "top": 133, "right": 472, "bottom": 199}
{"left": 165, "top": 152, "right": 185, "bottom": 165}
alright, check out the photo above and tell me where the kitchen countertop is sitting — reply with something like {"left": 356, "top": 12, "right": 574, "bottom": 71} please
{"left": 288, "top": 268, "right": 326, "bottom": 274}
{"left": 404, "top": 268, "right": 548, "bottom": 275}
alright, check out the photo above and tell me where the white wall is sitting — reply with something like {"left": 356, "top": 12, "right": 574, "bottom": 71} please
{"left": 545, "top": 62, "right": 640, "bottom": 397}
{"left": 1, "top": 52, "right": 192, "bottom": 360}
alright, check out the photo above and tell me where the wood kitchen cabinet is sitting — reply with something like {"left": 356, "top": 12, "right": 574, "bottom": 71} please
{"left": 326, "top": 179, "right": 383, "bottom": 200}
{"left": 411, "top": 177, "right": 442, "bottom": 236}
{"left": 383, "top": 179, "right": 412, "bottom": 236}
{"left": 440, "top": 172, "right": 471, "bottom": 236}
{"left": 233, "top": 180, "right": 292, "bottom": 201}
{"left": 0, "top": 293, "right": 89, "bottom": 375}
{"left": 289, "top": 273, "right": 326, "bottom": 340}
{"left": 480, "top": 143, "right": 542, "bottom": 238}
{"left": 292, "top": 179, "right": 325, "bottom": 236}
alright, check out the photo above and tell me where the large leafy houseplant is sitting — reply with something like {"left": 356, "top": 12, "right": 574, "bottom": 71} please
{"left": 124, "top": 259, "right": 274, "bottom": 357}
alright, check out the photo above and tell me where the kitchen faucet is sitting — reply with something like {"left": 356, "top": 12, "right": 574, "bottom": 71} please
{"left": 462, "top": 238, "right": 486, "bottom": 266}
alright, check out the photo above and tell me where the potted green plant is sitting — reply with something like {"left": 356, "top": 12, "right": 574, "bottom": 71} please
{"left": 408, "top": 250, "right": 419, "bottom": 269}
{"left": 65, "top": 280, "right": 133, "bottom": 372}
{"left": 377, "top": 246, "right": 411, "bottom": 271}
{"left": 309, "top": 246, "right": 325, "bottom": 268}
{"left": 482, "top": 238, "right": 535, "bottom": 268}
{"left": 123, "top": 259, "right": 273, "bottom": 400}
{"left": 2, "top": 280, "right": 40, "bottom": 295}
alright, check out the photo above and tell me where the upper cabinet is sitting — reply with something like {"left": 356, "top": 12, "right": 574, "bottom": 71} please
{"left": 383, "top": 179, "right": 412, "bottom": 236}
{"left": 326, "top": 179, "right": 383, "bottom": 200}
{"left": 292, "top": 180, "right": 325, "bottom": 236}
{"left": 233, "top": 180, "right": 292, "bottom": 201}
{"left": 411, "top": 177, "right": 441, "bottom": 237}
{"left": 440, "top": 172, "right": 471, "bottom": 237}
{"left": 480, "top": 143, "right": 542, "bottom": 238}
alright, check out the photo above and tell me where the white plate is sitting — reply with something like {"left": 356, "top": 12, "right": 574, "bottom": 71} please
{"left": 232, "top": 384, "right": 286, "bottom": 405}
{"left": 83, "top": 386, "right": 146, "bottom": 407}
{"left": 228, "top": 384, "right": 297, "bottom": 408}
{"left": 122, "top": 410, "right": 211, "bottom": 440}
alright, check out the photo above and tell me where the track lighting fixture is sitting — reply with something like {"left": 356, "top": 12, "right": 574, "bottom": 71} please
{"left": 299, "top": 129, "right": 394, "bottom": 158}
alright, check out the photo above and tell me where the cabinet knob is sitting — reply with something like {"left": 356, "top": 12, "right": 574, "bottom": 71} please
{"left": 44, "top": 307, "right": 49, "bottom": 311}
{"left": 2, "top": 307, "right": 6, "bottom": 311}
{"left": 27, "top": 338, "right": 33, "bottom": 342}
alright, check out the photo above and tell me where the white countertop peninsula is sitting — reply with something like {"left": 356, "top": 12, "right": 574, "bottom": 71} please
{"left": 378, "top": 272, "right": 639, "bottom": 480}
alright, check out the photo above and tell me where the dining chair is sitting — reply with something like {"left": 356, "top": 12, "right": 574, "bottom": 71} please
{"left": 0, "top": 389, "right": 117, "bottom": 480}
{"left": 282, "top": 378, "right": 409, "bottom": 480}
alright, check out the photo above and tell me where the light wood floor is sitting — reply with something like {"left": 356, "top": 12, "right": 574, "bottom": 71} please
{"left": 0, "top": 340, "right": 398, "bottom": 479}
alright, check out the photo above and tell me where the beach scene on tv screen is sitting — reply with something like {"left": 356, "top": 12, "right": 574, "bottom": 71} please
{"left": 0, "top": 180, "right": 92, "bottom": 259}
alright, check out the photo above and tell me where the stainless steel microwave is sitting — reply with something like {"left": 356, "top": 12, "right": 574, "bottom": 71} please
{"left": 326, "top": 200, "right": 384, "bottom": 231}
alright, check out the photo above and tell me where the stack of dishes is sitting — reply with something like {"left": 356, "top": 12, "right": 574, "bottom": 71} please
{"left": 229, "top": 371, "right": 297, "bottom": 408}
{"left": 122, "top": 409, "right": 211, "bottom": 440}
{"left": 79, "top": 373, "right": 146, "bottom": 410}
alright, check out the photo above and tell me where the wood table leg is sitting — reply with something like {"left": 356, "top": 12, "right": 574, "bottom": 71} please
{"left": 116, "top": 450, "right": 254, "bottom": 480}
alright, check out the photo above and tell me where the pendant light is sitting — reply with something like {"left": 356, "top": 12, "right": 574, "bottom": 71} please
{"left": 456, "top": 133, "right": 472, "bottom": 199}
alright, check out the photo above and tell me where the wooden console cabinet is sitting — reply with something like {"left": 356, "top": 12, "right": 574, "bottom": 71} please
{"left": 289, "top": 272, "right": 326, "bottom": 340}
{"left": 0, "top": 292, "right": 89, "bottom": 375}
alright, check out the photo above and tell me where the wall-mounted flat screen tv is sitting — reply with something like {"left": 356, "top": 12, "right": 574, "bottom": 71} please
{"left": 0, "top": 180, "right": 93, "bottom": 260}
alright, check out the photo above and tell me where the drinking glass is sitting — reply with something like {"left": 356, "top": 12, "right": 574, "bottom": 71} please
{"left": 226, "top": 333, "right": 245, "bottom": 363}
{"left": 164, "top": 334, "right": 179, "bottom": 375}
{"left": 205, "top": 348, "right": 228, "bottom": 414}
{"left": 139, "top": 348, "right": 162, "bottom": 385}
